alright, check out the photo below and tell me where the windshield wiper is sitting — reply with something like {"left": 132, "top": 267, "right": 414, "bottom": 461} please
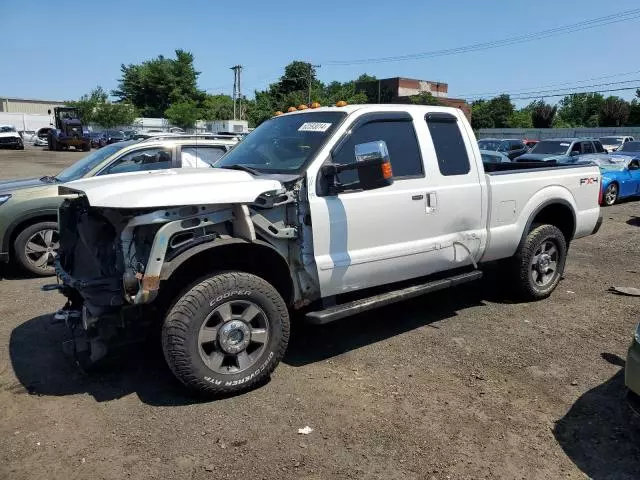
{"left": 219, "top": 164, "right": 260, "bottom": 175}
{"left": 39, "top": 175, "right": 59, "bottom": 183}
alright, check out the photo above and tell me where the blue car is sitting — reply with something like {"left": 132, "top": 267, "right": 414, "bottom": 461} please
{"left": 600, "top": 154, "right": 640, "bottom": 206}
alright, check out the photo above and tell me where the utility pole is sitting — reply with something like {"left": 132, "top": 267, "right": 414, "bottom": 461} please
{"left": 308, "top": 63, "right": 321, "bottom": 105}
{"left": 231, "top": 65, "right": 243, "bottom": 120}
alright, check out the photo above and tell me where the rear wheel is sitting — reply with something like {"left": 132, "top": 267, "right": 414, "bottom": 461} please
{"left": 512, "top": 224, "right": 567, "bottom": 300}
{"left": 603, "top": 183, "right": 618, "bottom": 206}
{"left": 162, "top": 272, "right": 290, "bottom": 397}
{"left": 14, "top": 221, "right": 59, "bottom": 276}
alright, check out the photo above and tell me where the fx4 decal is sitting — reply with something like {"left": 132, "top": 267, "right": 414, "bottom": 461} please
{"left": 580, "top": 177, "right": 599, "bottom": 185}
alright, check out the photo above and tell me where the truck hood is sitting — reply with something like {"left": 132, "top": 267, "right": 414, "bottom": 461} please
{"left": 0, "top": 177, "right": 50, "bottom": 194}
{"left": 63, "top": 168, "right": 283, "bottom": 208}
{"left": 0, "top": 132, "right": 21, "bottom": 139}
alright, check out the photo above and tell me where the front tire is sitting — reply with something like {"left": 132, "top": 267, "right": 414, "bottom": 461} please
{"left": 512, "top": 224, "right": 567, "bottom": 300}
{"left": 13, "top": 221, "right": 59, "bottom": 276}
{"left": 162, "top": 272, "right": 290, "bottom": 397}
{"left": 603, "top": 183, "right": 618, "bottom": 206}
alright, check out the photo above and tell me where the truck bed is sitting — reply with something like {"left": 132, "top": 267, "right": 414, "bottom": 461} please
{"left": 480, "top": 161, "right": 601, "bottom": 263}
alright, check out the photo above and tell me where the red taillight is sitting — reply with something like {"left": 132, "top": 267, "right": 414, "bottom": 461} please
{"left": 598, "top": 185, "right": 603, "bottom": 205}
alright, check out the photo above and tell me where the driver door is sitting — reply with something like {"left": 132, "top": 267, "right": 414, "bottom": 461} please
{"left": 622, "top": 159, "right": 640, "bottom": 196}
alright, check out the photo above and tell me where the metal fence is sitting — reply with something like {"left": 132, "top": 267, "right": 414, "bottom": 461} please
{"left": 478, "top": 127, "right": 640, "bottom": 140}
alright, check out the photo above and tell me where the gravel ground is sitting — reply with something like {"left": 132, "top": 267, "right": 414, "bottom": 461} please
{"left": 0, "top": 146, "right": 639, "bottom": 480}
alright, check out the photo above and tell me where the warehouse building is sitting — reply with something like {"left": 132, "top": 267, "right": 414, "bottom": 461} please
{"left": 0, "top": 96, "right": 66, "bottom": 115}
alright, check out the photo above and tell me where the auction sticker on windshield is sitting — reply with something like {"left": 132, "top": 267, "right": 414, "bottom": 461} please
{"left": 298, "top": 122, "right": 332, "bottom": 132}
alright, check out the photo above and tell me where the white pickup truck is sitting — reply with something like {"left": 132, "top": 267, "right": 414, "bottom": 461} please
{"left": 50, "top": 104, "right": 603, "bottom": 396}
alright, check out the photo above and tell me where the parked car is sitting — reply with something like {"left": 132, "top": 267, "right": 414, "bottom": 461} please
{"left": 33, "top": 128, "right": 53, "bottom": 147}
{"left": 599, "top": 136, "right": 634, "bottom": 153}
{"left": 599, "top": 155, "right": 640, "bottom": 205}
{"left": 105, "top": 130, "right": 126, "bottom": 144}
{"left": 0, "top": 137, "right": 236, "bottom": 276}
{"left": 480, "top": 149, "right": 511, "bottom": 163}
{"left": 477, "top": 138, "right": 528, "bottom": 160}
{"left": 626, "top": 322, "right": 640, "bottom": 416}
{"left": 49, "top": 104, "right": 602, "bottom": 397}
{"left": 89, "top": 132, "right": 108, "bottom": 148}
{"left": 515, "top": 138, "right": 608, "bottom": 163}
{"left": 0, "top": 125, "right": 24, "bottom": 150}
{"left": 616, "top": 140, "right": 640, "bottom": 155}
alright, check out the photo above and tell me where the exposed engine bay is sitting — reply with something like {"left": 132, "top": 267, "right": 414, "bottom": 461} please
{"left": 53, "top": 179, "right": 319, "bottom": 365}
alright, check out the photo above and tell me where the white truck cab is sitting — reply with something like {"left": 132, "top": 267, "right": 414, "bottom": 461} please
{"left": 51, "top": 104, "right": 602, "bottom": 396}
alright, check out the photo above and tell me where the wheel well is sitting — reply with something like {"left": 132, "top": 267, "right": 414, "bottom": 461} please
{"left": 161, "top": 242, "right": 294, "bottom": 305}
{"left": 530, "top": 203, "right": 575, "bottom": 242}
{"left": 7, "top": 215, "right": 58, "bottom": 255}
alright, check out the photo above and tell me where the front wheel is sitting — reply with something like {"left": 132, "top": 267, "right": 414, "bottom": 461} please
{"left": 603, "top": 183, "right": 618, "bottom": 206}
{"left": 162, "top": 272, "right": 290, "bottom": 397}
{"left": 512, "top": 224, "right": 567, "bottom": 300}
{"left": 13, "top": 221, "right": 59, "bottom": 276}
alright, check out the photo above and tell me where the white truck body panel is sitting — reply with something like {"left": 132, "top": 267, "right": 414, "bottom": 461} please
{"left": 302, "top": 105, "right": 600, "bottom": 297}
{"left": 64, "top": 168, "right": 282, "bottom": 208}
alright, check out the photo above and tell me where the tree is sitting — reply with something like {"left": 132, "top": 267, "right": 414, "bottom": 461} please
{"left": 487, "top": 94, "right": 514, "bottom": 128}
{"left": 408, "top": 92, "right": 441, "bottom": 106}
{"left": 471, "top": 100, "right": 495, "bottom": 130}
{"left": 92, "top": 102, "right": 137, "bottom": 128}
{"left": 557, "top": 93, "right": 604, "bottom": 127}
{"left": 67, "top": 86, "right": 108, "bottom": 124}
{"left": 599, "top": 96, "right": 630, "bottom": 127}
{"left": 508, "top": 107, "right": 533, "bottom": 128}
{"left": 530, "top": 100, "right": 557, "bottom": 128}
{"left": 164, "top": 101, "right": 201, "bottom": 129}
{"left": 200, "top": 94, "right": 234, "bottom": 121}
{"left": 113, "top": 49, "right": 203, "bottom": 117}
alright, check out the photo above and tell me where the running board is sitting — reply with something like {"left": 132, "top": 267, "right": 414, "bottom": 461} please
{"left": 305, "top": 270, "right": 483, "bottom": 325}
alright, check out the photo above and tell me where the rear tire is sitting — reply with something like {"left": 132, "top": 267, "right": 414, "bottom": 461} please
{"left": 603, "top": 183, "right": 618, "bottom": 206}
{"left": 162, "top": 272, "right": 290, "bottom": 397}
{"left": 14, "top": 221, "right": 59, "bottom": 276}
{"left": 512, "top": 224, "right": 567, "bottom": 300}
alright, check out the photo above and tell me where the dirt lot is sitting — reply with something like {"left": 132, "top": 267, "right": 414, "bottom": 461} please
{"left": 0, "top": 146, "right": 639, "bottom": 480}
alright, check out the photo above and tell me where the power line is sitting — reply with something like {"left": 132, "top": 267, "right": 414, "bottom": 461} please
{"left": 510, "top": 85, "right": 640, "bottom": 101}
{"left": 457, "top": 69, "right": 640, "bottom": 98}
{"left": 463, "top": 78, "right": 640, "bottom": 101}
{"left": 323, "top": 9, "right": 640, "bottom": 66}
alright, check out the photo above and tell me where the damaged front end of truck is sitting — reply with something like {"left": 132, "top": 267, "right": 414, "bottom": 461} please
{"left": 48, "top": 169, "right": 319, "bottom": 369}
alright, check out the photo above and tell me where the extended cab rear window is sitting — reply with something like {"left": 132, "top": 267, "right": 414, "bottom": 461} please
{"left": 425, "top": 113, "right": 470, "bottom": 176}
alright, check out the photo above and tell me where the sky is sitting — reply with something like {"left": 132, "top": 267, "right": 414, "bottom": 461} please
{"left": 3, "top": 0, "right": 640, "bottom": 106}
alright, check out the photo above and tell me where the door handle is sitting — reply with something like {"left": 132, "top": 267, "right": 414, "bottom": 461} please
{"left": 426, "top": 192, "right": 437, "bottom": 214}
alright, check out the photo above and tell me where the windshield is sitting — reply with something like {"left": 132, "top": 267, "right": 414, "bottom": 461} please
{"left": 619, "top": 141, "right": 640, "bottom": 152}
{"left": 56, "top": 141, "right": 133, "bottom": 182}
{"left": 477, "top": 140, "right": 503, "bottom": 151}
{"left": 530, "top": 140, "right": 571, "bottom": 155}
{"left": 599, "top": 137, "right": 624, "bottom": 146}
{"left": 0, "top": 126, "right": 17, "bottom": 133}
{"left": 215, "top": 112, "right": 346, "bottom": 173}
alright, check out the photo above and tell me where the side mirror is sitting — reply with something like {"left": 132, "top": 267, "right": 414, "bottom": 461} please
{"left": 629, "top": 163, "right": 639, "bottom": 171}
{"left": 569, "top": 150, "right": 580, "bottom": 157}
{"left": 321, "top": 140, "right": 394, "bottom": 195}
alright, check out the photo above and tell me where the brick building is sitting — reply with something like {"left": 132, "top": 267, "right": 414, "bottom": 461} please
{"left": 355, "top": 77, "right": 471, "bottom": 120}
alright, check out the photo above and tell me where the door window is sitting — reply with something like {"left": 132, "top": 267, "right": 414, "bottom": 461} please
{"left": 582, "top": 141, "right": 595, "bottom": 154}
{"left": 594, "top": 141, "right": 605, "bottom": 153}
{"left": 100, "top": 147, "right": 173, "bottom": 175}
{"left": 181, "top": 146, "right": 227, "bottom": 168}
{"left": 332, "top": 119, "right": 423, "bottom": 184}
{"left": 571, "top": 143, "right": 582, "bottom": 154}
{"left": 425, "top": 116, "right": 471, "bottom": 176}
